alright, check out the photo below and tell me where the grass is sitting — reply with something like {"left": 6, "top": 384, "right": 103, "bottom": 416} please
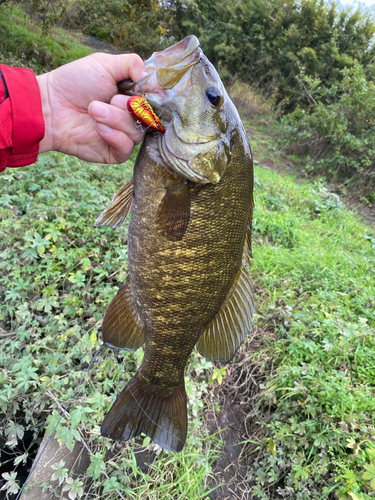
{"left": 0, "top": 152, "right": 223, "bottom": 499}
{"left": 228, "top": 83, "right": 375, "bottom": 499}
{"left": 247, "top": 165, "right": 375, "bottom": 499}
{"left": 0, "top": 11, "right": 374, "bottom": 497}
{"left": 0, "top": 3, "right": 92, "bottom": 72}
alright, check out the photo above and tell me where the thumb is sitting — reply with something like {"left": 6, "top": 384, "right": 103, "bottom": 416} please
{"left": 94, "top": 53, "right": 148, "bottom": 84}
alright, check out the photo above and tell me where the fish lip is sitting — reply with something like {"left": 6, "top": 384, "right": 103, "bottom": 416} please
{"left": 145, "top": 35, "right": 201, "bottom": 90}
{"left": 122, "top": 37, "right": 202, "bottom": 121}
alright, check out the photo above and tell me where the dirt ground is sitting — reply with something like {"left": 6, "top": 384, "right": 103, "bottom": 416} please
{"left": 205, "top": 322, "right": 274, "bottom": 500}
{"left": 79, "top": 35, "right": 128, "bottom": 55}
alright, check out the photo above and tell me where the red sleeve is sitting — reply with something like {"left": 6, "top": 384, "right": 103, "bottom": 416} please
{"left": 0, "top": 65, "right": 45, "bottom": 173}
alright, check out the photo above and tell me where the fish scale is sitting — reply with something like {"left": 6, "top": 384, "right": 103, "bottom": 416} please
{"left": 96, "top": 35, "right": 254, "bottom": 452}
{"left": 131, "top": 136, "right": 250, "bottom": 341}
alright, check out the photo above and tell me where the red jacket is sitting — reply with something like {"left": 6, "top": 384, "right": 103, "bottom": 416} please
{"left": 0, "top": 64, "right": 45, "bottom": 172}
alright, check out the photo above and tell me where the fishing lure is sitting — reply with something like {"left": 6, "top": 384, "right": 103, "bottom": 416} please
{"left": 127, "top": 96, "right": 165, "bottom": 133}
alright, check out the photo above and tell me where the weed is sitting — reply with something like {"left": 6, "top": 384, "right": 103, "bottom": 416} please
{"left": 0, "top": 3, "right": 92, "bottom": 72}
{"left": 279, "top": 64, "right": 375, "bottom": 195}
{"left": 243, "top": 166, "right": 375, "bottom": 499}
{"left": 0, "top": 151, "right": 223, "bottom": 498}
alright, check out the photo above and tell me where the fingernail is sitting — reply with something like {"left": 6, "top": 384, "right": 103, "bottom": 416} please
{"left": 97, "top": 123, "right": 112, "bottom": 135}
{"left": 141, "top": 70, "right": 149, "bottom": 78}
{"left": 91, "top": 102, "right": 109, "bottom": 119}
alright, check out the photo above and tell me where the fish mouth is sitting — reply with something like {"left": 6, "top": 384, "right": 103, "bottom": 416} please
{"left": 118, "top": 36, "right": 202, "bottom": 115}
{"left": 118, "top": 36, "right": 229, "bottom": 184}
{"left": 146, "top": 36, "right": 201, "bottom": 90}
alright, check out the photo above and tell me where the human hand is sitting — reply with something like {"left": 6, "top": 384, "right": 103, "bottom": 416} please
{"left": 37, "top": 53, "right": 147, "bottom": 164}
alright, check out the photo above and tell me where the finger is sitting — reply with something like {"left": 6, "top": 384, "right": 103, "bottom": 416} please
{"left": 88, "top": 98, "right": 144, "bottom": 145}
{"left": 94, "top": 53, "right": 148, "bottom": 85}
{"left": 110, "top": 94, "right": 145, "bottom": 144}
{"left": 95, "top": 124, "right": 135, "bottom": 164}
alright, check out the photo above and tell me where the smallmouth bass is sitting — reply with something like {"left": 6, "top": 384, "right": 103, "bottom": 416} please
{"left": 96, "top": 35, "right": 254, "bottom": 452}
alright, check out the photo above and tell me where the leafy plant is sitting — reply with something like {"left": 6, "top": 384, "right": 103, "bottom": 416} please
{"left": 0, "top": 3, "right": 92, "bottom": 72}
{"left": 245, "top": 165, "right": 375, "bottom": 499}
{"left": 280, "top": 64, "right": 375, "bottom": 191}
{"left": 0, "top": 151, "right": 223, "bottom": 498}
{"left": 0, "top": 472, "right": 20, "bottom": 496}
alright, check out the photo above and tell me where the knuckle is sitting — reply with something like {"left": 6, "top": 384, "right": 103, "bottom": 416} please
{"left": 127, "top": 53, "right": 144, "bottom": 66}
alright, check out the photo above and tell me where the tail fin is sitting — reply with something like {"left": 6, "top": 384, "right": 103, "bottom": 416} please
{"left": 101, "top": 374, "right": 187, "bottom": 452}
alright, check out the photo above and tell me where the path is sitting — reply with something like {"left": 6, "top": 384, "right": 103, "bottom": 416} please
{"left": 79, "top": 34, "right": 129, "bottom": 54}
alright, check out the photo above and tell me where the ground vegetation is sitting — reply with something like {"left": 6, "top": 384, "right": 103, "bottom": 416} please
{"left": 0, "top": 3, "right": 375, "bottom": 499}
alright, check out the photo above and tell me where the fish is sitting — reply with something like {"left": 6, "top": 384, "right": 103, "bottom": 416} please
{"left": 95, "top": 35, "right": 254, "bottom": 452}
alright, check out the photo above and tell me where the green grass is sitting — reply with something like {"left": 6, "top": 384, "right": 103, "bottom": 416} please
{"left": 230, "top": 102, "right": 374, "bottom": 498}
{"left": 1, "top": 140, "right": 374, "bottom": 499}
{"left": 245, "top": 163, "right": 375, "bottom": 499}
{"left": 0, "top": 152, "right": 224, "bottom": 498}
{"left": 0, "top": 3, "right": 92, "bottom": 72}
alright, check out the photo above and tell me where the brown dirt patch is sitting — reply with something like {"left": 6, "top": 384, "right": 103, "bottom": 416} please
{"left": 206, "top": 324, "right": 276, "bottom": 500}
{"left": 79, "top": 35, "right": 129, "bottom": 55}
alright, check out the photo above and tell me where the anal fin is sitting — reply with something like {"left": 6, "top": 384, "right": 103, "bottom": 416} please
{"left": 197, "top": 263, "right": 254, "bottom": 362}
{"left": 102, "top": 277, "right": 145, "bottom": 351}
{"left": 95, "top": 180, "right": 134, "bottom": 228}
{"left": 157, "top": 182, "right": 190, "bottom": 241}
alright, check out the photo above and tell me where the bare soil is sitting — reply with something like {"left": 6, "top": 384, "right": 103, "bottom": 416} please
{"left": 206, "top": 323, "right": 275, "bottom": 500}
{"left": 79, "top": 34, "right": 129, "bottom": 55}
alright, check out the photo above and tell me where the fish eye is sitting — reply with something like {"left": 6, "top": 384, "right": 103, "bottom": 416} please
{"left": 206, "top": 87, "right": 221, "bottom": 106}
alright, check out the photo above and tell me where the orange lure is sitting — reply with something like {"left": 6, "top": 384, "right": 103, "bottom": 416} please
{"left": 127, "top": 96, "right": 165, "bottom": 133}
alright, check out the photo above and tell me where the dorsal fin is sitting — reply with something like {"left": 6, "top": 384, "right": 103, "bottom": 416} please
{"left": 95, "top": 181, "right": 134, "bottom": 228}
{"left": 102, "top": 277, "right": 145, "bottom": 351}
{"left": 197, "top": 263, "right": 254, "bottom": 362}
{"left": 157, "top": 182, "right": 191, "bottom": 241}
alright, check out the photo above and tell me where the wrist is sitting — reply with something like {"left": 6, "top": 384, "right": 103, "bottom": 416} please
{"left": 37, "top": 73, "right": 54, "bottom": 153}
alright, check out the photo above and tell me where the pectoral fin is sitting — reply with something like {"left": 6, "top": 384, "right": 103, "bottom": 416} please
{"left": 197, "top": 263, "right": 254, "bottom": 362}
{"left": 102, "top": 277, "right": 145, "bottom": 351}
{"left": 157, "top": 183, "right": 191, "bottom": 241}
{"left": 95, "top": 181, "right": 134, "bottom": 228}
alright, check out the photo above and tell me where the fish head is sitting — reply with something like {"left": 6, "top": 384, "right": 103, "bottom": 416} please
{"left": 130, "top": 36, "right": 243, "bottom": 184}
